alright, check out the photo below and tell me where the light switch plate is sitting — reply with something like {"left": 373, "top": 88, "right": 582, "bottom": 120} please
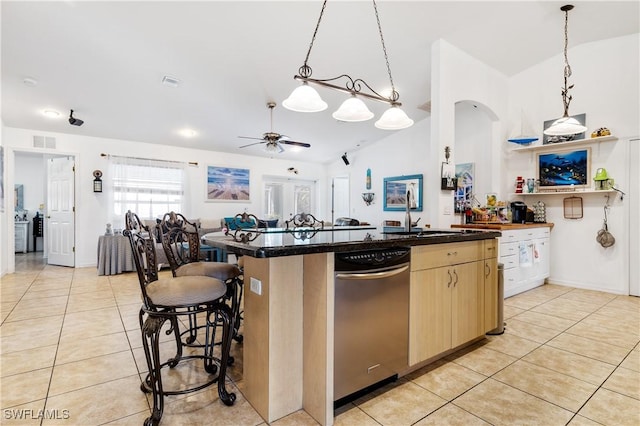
{"left": 250, "top": 277, "right": 262, "bottom": 295}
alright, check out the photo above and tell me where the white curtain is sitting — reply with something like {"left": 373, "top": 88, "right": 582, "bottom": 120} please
{"left": 107, "top": 156, "right": 186, "bottom": 227}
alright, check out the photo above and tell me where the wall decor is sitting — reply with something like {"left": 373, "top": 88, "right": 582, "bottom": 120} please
{"left": 454, "top": 163, "right": 475, "bottom": 213}
{"left": 543, "top": 113, "right": 586, "bottom": 144}
{"left": 206, "top": 166, "right": 250, "bottom": 201}
{"left": 383, "top": 174, "right": 423, "bottom": 212}
{"left": 15, "top": 184, "right": 24, "bottom": 211}
{"left": 537, "top": 147, "right": 591, "bottom": 191}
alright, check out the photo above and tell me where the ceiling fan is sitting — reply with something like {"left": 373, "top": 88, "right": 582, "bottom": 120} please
{"left": 239, "top": 102, "right": 311, "bottom": 153}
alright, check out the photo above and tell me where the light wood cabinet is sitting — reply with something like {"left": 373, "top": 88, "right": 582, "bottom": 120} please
{"left": 409, "top": 241, "right": 490, "bottom": 366}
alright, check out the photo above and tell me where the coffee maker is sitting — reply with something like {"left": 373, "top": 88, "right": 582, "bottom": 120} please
{"left": 511, "top": 201, "right": 527, "bottom": 224}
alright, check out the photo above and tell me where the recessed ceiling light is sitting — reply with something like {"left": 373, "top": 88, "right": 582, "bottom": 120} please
{"left": 162, "top": 76, "right": 180, "bottom": 88}
{"left": 43, "top": 109, "right": 60, "bottom": 118}
{"left": 179, "top": 128, "right": 197, "bottom": 138}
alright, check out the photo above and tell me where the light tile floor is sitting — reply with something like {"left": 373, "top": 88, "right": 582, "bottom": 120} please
{"left": 1, "top": 253, "right": 639, "bottom": 425}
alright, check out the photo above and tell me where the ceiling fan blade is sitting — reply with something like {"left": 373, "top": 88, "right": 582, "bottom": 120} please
{"left": 277, "top": 142, "right": 285, "bottom": 153}
{"left": 239, "top": 141, "right": 266, "bottom": 149}
{"left": 238, "top": 136, "right": 265, "bottom": 141}
{"left": 280, "top": 140, "right": 311, "bottom": 148}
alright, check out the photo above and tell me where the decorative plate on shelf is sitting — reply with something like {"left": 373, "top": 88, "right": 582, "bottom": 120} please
{"left": 508, "top": 137, "right": 539, "bottom": 145}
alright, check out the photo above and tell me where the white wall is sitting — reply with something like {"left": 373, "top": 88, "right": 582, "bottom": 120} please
{"left": 0, "top": 121, "right": 6, "bottom": 276}
{"left": 326, "top": 118, "right": 431, "bottom": 228}
{"left": 3, "top": 127, "right": 327, "bottom": 270}
{"left": 507, "top": 34, "right": 639, "bottom": 294}
{"left": 430, "top": 39, "right": 508, "bottom": 228}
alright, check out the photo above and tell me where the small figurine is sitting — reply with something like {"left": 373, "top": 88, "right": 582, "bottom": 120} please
{"left": 591, "top": 127, "right": 611, "bottom": 138}
{"left": 105, "top": 223, "right": 113, "bottom": 235}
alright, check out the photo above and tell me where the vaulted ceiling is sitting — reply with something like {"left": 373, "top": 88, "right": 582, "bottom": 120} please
{"left": 2, "top": 1, "right": 638, "bottom": 163}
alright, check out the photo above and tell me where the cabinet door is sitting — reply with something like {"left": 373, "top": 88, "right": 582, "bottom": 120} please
{"left": 533, "top": 237, "right": 550, "bottom": 280}
{"left": 483, "top": 257, "right": 498, "bottom": 333}
{"left": 451, "top": 261, "right": 483, "bottom": 348}
{"left": 409, "top": 268, "right": 452, "bottom": 365}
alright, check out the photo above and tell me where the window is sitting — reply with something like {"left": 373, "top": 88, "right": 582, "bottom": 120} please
{"left": 109, "top": 157, "right": 185, "bottom": 221}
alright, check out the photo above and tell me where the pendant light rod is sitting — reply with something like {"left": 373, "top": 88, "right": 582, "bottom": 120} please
{"left": 559, "top": 4, "right": 575, "bottom": 118}
{"left": 293, "top": 74, "right": 401, "bottom": 106}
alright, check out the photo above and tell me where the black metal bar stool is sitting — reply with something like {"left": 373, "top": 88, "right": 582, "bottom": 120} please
{"left": 124, "top": 211, "right": 236, "bottom": 426}
{"left": 159, "top": 212, "right": 243, "bottom": 344}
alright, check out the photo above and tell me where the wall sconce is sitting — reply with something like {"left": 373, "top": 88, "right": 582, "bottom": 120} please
{"left": 362, "top": 192, "right": 375, "bottom": 206}
{"left": 93, "top": 170, "right": 103, "bottom": 193}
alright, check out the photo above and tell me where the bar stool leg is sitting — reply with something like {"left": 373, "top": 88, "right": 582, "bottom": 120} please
{"left": 206, "top": 303, "right": 236, "bottom": 406}
{"left": 140, "top": 315, "right": 168, "bottom": 426}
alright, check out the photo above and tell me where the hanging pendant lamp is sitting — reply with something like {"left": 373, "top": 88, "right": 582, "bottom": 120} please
{"left": 544, "top": 4, "right": 587, "bottom": 136}
{"left": 283, "top": 0, "right": 413, "bottom": 130}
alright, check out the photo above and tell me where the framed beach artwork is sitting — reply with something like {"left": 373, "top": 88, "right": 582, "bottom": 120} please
{"left": 536, "top": 148, "right": 590, "bottom": 191}
{"left": 206, "top": 166, "right": 250, "bottom": 201}
{"left": 383, "top": 174, "right": 423, "bottom": 212}
{"left": 454, "top": 163, "right": 474, "bottom": 213}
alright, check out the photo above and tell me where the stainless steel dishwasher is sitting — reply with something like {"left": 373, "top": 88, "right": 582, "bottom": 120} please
{"left": 334, "top": 247, "right": 410, "bottom": 402}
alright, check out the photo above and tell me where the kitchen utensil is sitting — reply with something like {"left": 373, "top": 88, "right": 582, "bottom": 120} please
{"left": 596, "top": 205, "right": 615, "bottom": 248}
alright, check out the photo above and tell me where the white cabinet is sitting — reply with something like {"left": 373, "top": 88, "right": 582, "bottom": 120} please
{"left": 499, "top": 227, "right": 551, "bottom": 297}
{"left": 15, "top": 221, "right": 29, "bottom": 253}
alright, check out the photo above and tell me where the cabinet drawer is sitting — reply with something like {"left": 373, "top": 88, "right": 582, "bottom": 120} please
{"left": 500, "top": 242, "right": 518, "bottom": 258}
{"left": 484, "top": 240, "right": 498, "bottom": 258}
{"left": 500, "top": 254, "right": 518, "bottom": 270}
{"left": 500, "top": 230, "right": 519, "bottom": 243}
{"left": 411, "top": 241, "right": 483, "bottom": 271}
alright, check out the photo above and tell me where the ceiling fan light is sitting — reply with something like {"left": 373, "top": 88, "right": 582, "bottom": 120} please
{"left": 282, "top": 82, "right": 327, "bottom": 113}
{"left": 375, "top": 106, "right": 414, "bottom": 130}
{"left": 543, "top": 116, "right": 587, "bottom": 136}
{"left": 332, "top": 95, "right": 374, "bottom": 122}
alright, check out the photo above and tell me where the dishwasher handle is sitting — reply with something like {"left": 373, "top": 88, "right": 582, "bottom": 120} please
{"left": 335, "top": 264, "right": 409, "bottom": 280}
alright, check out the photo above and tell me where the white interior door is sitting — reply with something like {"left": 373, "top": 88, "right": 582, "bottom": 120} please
{"left": 332, "top": 176, "right": 350, "bottom": 223}
{"left": 47, "top": 156, "right": 75, "bottom": 267}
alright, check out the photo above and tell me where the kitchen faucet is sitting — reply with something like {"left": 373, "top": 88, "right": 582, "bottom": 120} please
{"left": 404, "top": 190, "right": 412, "bottom": 232}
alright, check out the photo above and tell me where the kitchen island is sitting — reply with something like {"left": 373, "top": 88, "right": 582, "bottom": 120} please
{"left": 203, "top": 226, "right": 500, "bottom": 425}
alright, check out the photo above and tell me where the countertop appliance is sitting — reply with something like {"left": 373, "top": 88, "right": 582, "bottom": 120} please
{"left": 334, "top": 247, "right": 410, "bottom": 403}
{"left": 511, "top": 201, "right": 527, "bottom": 224}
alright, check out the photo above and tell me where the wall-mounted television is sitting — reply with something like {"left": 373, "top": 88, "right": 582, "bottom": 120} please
{"left": 536, "top": 147, "right": 591, "bottom": 191}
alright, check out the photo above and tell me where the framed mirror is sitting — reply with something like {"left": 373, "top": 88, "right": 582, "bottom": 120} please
{"left": 383, "top": 174, "right": 423, "bottom": 212}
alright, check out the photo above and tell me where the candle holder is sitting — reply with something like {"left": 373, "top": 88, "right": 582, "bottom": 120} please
{"left": 361, "top": 192, "right": 375, "bottom": 206}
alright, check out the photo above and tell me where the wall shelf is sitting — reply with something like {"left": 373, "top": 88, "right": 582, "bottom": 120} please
{"left": 510, "top": 135, "right": 617, "bottom": 152}
{"left": 511, "top": 189, "right": 617, "bottom": 196}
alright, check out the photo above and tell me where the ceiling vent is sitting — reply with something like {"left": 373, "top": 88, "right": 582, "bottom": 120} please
{"left": 33, "top": 135, "right": 56, "bottom": 149}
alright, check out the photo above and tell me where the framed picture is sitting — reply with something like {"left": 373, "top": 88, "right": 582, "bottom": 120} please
{"left": 543, "top": 113, "right": 586, "bottom": 144}
{"left": 383, "top": 174, "right": 423, "bottom": 212}
{"left": 206, "top": 166, "right": 250, "bottom": 201}
{"left": 454, "top": 163, "right": 475, "bottom": 213}
{"left": 536, "top": 147, "right": 591, "bottom": 191}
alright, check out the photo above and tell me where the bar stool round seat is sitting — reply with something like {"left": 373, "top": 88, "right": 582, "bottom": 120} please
{"left": 146, "top": 275, "right": 227, "bottom": 307}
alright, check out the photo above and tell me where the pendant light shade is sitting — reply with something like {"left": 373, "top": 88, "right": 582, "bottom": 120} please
{"left": 543, "top": 116, "right": 587, "bottom": 136}
{"left": 375, "top": 105, "right": 414, "bottom": 130}
{"left": 282, "top": 82, "right": 328, "bottom": 113}
{"left": 332, "top": 95, "right": 374, "bottom": 122}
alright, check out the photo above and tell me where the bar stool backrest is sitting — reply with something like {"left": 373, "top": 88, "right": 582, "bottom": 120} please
{"left": 123, "top": 210, "right": 160, "bottom": 308}
{"left": 159, "top": 211, "right": 201, "bottom": 277}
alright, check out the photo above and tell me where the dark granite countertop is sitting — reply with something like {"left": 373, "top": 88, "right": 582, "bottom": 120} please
{"left": 202, "top": 226, "right": 501, "bottom": 258}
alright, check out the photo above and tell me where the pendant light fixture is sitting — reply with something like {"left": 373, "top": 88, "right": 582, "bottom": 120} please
{"left": 283, "top": 0, "right": 413, "bottom": 130}
{"left": 544, "top": 4, "right": 587, "bottom": 136}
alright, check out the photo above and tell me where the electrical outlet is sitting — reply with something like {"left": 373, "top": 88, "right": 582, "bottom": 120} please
{"left": 250, "top": 277, "right": 262, "bottom": 295}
